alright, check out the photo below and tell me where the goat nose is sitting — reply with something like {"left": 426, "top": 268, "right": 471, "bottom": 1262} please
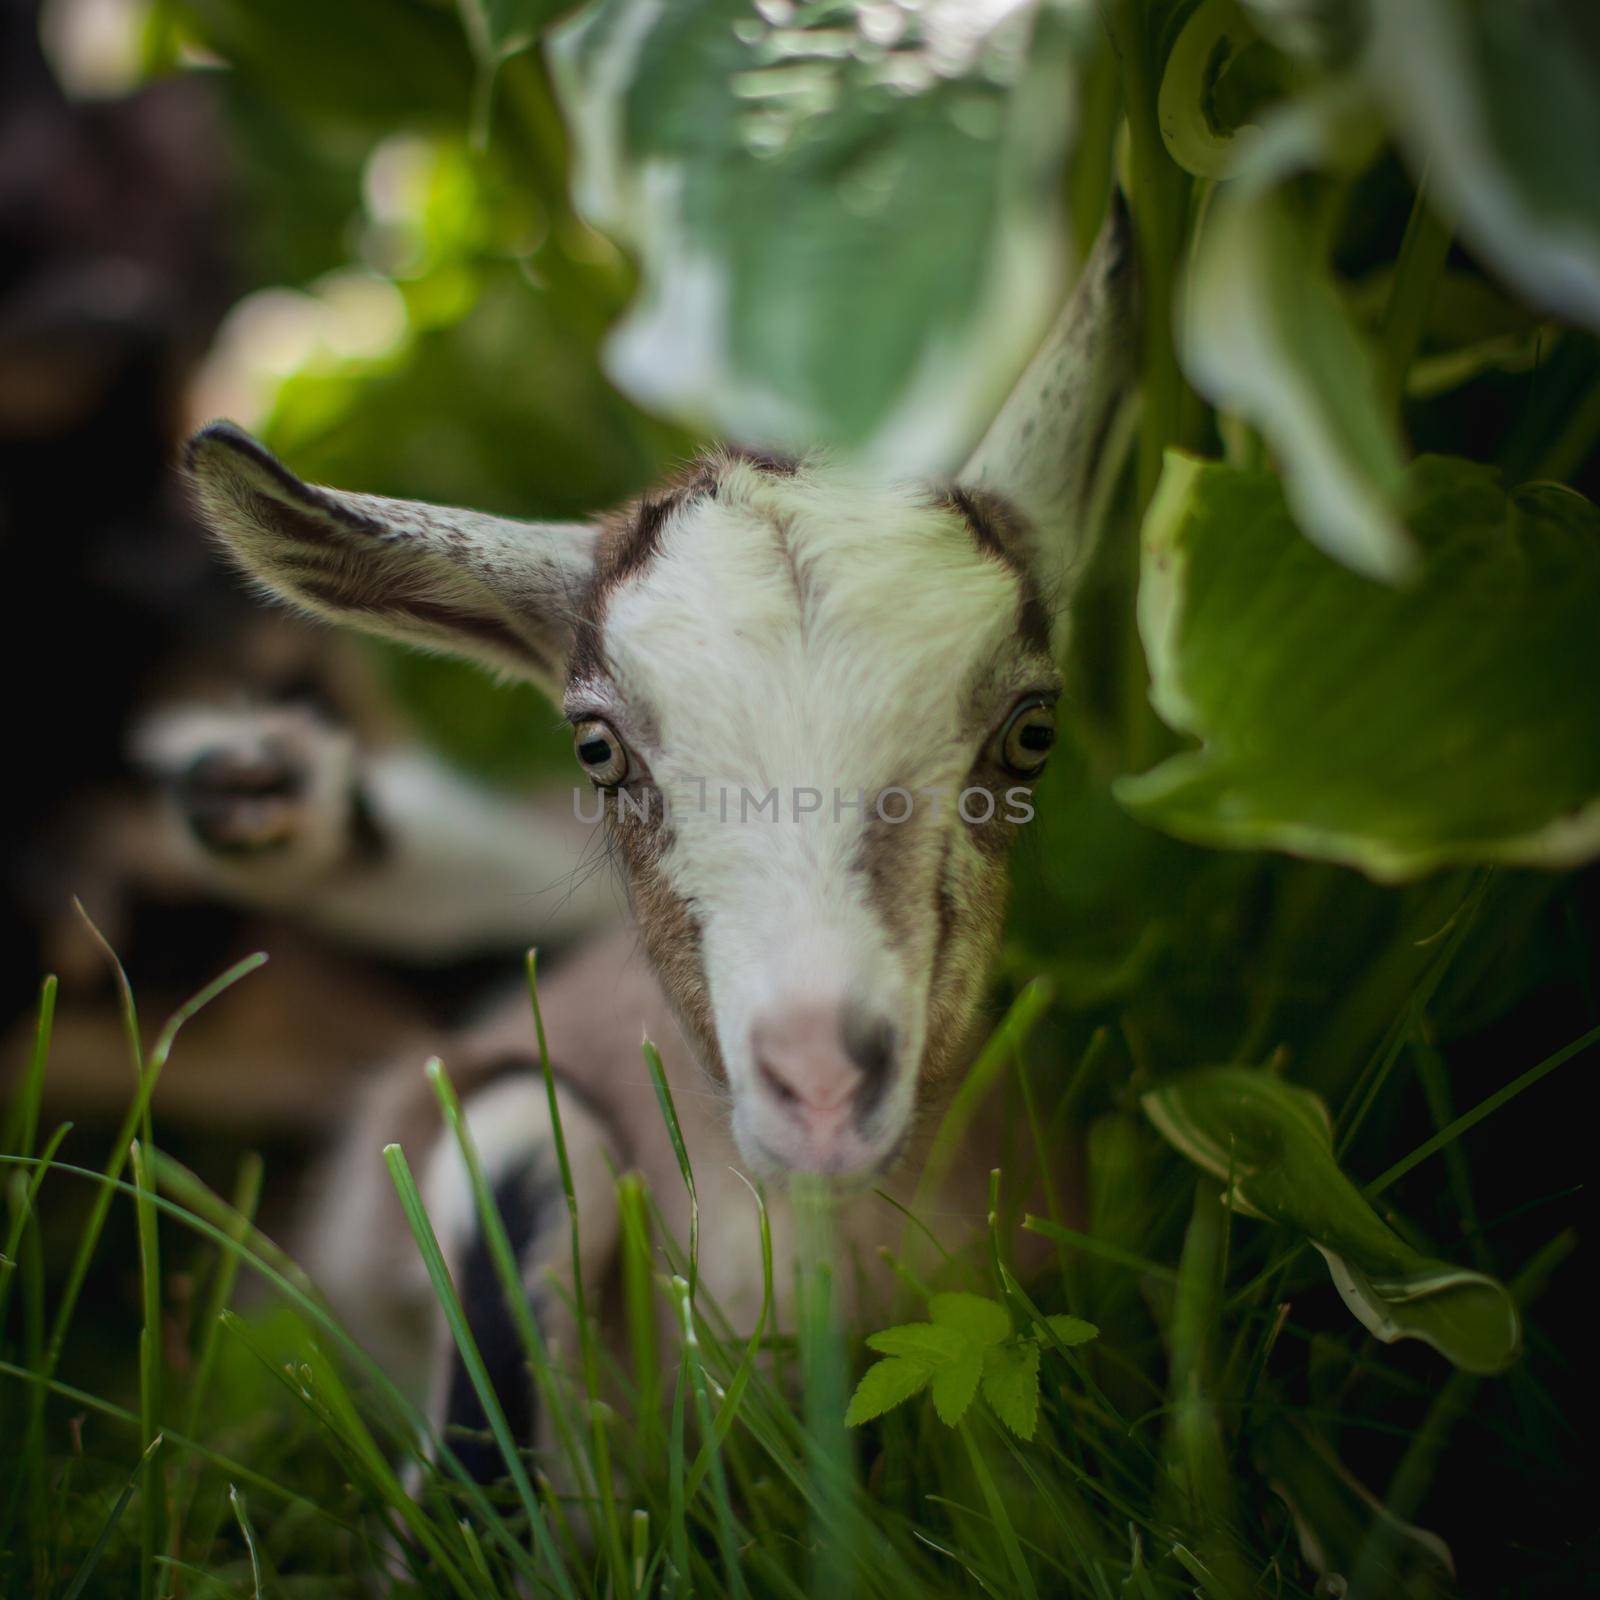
{"left": 750, "top": 1003, "right": 897, "bottom": 1125}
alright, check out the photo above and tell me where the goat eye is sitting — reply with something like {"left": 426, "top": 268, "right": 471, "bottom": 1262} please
{"left": 572, "top": 718, "right": 629, "bottom": 787}
{"left": 996, "top": 697, "right": 1056, "bottom": 778}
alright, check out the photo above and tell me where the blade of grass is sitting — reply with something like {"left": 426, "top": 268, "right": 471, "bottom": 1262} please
{"left": 687, "top": 1169, "right": 771, "bottom": 1499}
{"left": 1366, "top": 1022, "right": 1600, "bottom": 1198}
{"left": 1335, "top": 872, "right": 1491, "bottom": 1156}
{"left": 1021, "top": 1215, "right": 1179, "bottom": 1285}
{"left": 384, "top": 1140, "right": 578, "bottom": 1599}
{"left": 60, "top": 1434, "right": 164, "bottom": 1600}
{"left": 0, "top": 1358, "right": 358, "bottom": 1534}
{"left": 616, "top": 1171, "right": 661, "bottom": 1452}
{"left": 151, "top": 1557, "right": 247, "bottom": 1599}
{"left": 216, "top": 1310, "right": 482, "bottom": 1592}
{"left": 1377, "top": 170, "right": 1453, "bottom": 411}
{"left": 916, "top": 978, "right": 1053, "bottom": 1205}
{"left": 666, "top": 1356, "right": 690, "bottom": 1599}
{"left": 129, "top": 1141, "right": 166, "bottom": 1600}
{"left": 958, "top": 1418, "right": 1039, "bottom": 1600}
{"left": 1, "top": 1151, "right": 518, "bottom": 1595}
{"left": 526, "top": 949, "right": 630, "bottom": 1595}
{"left": 671, "top": 1275, "right": 749, "bottom": 1600}
{"left": 642, "top": 1036, "right": 698, "bottom": 1300}
{"left": 181, "top": 1153, "right": 263, "bottom": 1444}
{"left": 0, "top": 1120, "right": 72, "bottom": 1327}
{"left": 44, "top": 952, "right": 268, "bottom": 1375}
{"left": 1163, "top": 1180, "right": 1251, "bottom": 1595}
{"left": 1351, "top": 1227, "right": 1578, "bottom": 1596}
{"left": 792, "top": 1179, "right": 871, "bottom": 1598}
{"left": 169, "top": 1152, "right": 263, "bottom": 1574}
{"left": 228, "top": 1485, "right": 264, "bottom": 1600}
{"left": 0, "top": 974, "right": 55, "bottom": 1158}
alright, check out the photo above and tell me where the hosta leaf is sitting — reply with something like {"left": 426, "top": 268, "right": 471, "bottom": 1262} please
{"left": 866, "top": 1323, "right": 970, "bottom": 1363}
{"left": 1363, "top": 0, "right": 1600, "bottom": 335}
{"left": 930, "top": 1346, "right": 985, "bottom": 1427}
{"left": 929, "top": 1292, "right": 1011, "bottom": 1347}
{"left": 1142, "top": 1066, "right": 1522, "bottom": 1373}
{"left": 1180, "top": 96, "right": 1407, "bottom": 580}
{"left": 1042, "top": 1314, "right": 1099, "bottom": 1348}
{"left": 982, "top": 1339, "right": 1041, "bottom": 1440}
{"left": 844, "top": 1356, "right": 933, "bottom": 1427}
{"left": 548, "top": 0, "right": 1084, "bottom": 467}
{"left": 1117, "top": 453, "right": 1600, "bottom": 880}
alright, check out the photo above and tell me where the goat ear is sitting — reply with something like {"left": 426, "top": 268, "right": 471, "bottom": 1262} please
{"left": 960, "top": 195, "right": 1139, "bottom": 621}
{"left": 186, "top": 422, "right": 598, "bottom": 696}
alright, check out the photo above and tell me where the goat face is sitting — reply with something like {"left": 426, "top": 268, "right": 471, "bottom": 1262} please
{"left": 187, "top": 203, "right": 1135, "bottom": 1180}
{"left": 569, "top": 458, "right": 1058, "bottom": 1176}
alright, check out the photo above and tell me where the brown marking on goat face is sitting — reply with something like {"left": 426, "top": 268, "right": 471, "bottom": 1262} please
{"left": 942, "top": 486, "right": 1053, "bottom": 655}
{"left": 921, "top": 836, "right": 1011, "bottom": 1089}
{"left": 852, "top": 790, "right": 1018, "bottom": 1091}
{"left": 569, "top": 449, "right": 799, "bottom": 688}
{"left": 606, "top": 793, "right": 724, "bottom": 1083}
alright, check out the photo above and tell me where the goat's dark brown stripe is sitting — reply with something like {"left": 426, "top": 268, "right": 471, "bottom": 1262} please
{"left": 946, "top": 485, "right": 1008, "bottom": 559}
{"left": 944, "top": 486, "right": 1054, "bottom": 656}
{"left": 604, "top": 488, "right": 687, "bottom": 590}
{"left": 575, "top": 448, "right": 798, "bottom": 680}
{"left": 722, "top": 443, "right": 800, "bottom": 477}
{"left": 292, "top": 577, "right": 552, "bottom": 675}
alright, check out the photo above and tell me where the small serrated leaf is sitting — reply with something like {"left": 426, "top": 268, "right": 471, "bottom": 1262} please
{"left": 929, "top": 1292, "right": 1010, "bottom": 1347}
{"left": 982, "top": 1339, "right": 1041, "bottom": 1440}
{"left": 930, "top": 1346, "right": 984, "bottom": 1426}
{"left": 1041, "top": 1314, "right": 1100, "bottom": 1349}
{"left": 844, "top": 1358, "right": 933, "bottom": 1427}
{"left": 865, "top": 1323, "right": 969, "bottom": 1363}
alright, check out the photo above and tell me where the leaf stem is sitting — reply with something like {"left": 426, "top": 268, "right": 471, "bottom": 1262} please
{"left": 1103, "top": 0, "right": 1196, "bottom": 512}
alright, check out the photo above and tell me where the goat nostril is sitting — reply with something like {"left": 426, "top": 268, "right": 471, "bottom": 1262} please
{"left": 757, "top": 1056, "right": 800, "bottom": 1106}
{"left": 842, "top": 1009, "right": 896, "bottom": 1083}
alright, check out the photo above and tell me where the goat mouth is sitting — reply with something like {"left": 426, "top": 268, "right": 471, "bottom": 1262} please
{"left": 742, "top": 1125, "right": 908, "bottom": 1187}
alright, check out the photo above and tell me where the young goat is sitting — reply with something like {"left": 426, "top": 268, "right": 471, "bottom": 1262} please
{"left": 173, "top": 203, "right": 1136, "bottom": 1476}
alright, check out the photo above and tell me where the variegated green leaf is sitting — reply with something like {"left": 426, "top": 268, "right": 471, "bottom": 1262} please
{"left": 1118, "top": 453, "right": 1600, "bottom": 879}
{"left": 1142, "top": 1066, "right": 1521, "bottom": 1373}
{"left": 548, "top": 0, "right": 1085, "bottom": 467}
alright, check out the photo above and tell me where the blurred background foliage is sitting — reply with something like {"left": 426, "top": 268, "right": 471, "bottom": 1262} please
{"left": 3, "top": 0, "right": 1600, "bottom": 1594}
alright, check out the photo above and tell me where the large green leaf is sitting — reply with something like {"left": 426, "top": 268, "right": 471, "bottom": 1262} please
{"left": 1142, "top": 1067, "right": 1521, "bottom": 1373}
{"left": 1116, "top": 453, "right": 1600, "bottom": 879}
{"left": 548, "top": 0, "right": 1083, "bottom": 466}
{"left": 1179, "top": 92, "right": 1406, "bottom": 579}
{"left": 1363, "top": 0, "right": 1600, "bottom": 336}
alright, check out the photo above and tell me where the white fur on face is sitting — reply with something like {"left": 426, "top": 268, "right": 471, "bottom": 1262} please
{"left": 570, "top": 460, "right": 1056, "bottom": 1173}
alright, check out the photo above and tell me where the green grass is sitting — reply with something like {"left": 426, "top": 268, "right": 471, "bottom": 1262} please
{"left": 0, "top": 859, "right": 1593, "bottom": 1598}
